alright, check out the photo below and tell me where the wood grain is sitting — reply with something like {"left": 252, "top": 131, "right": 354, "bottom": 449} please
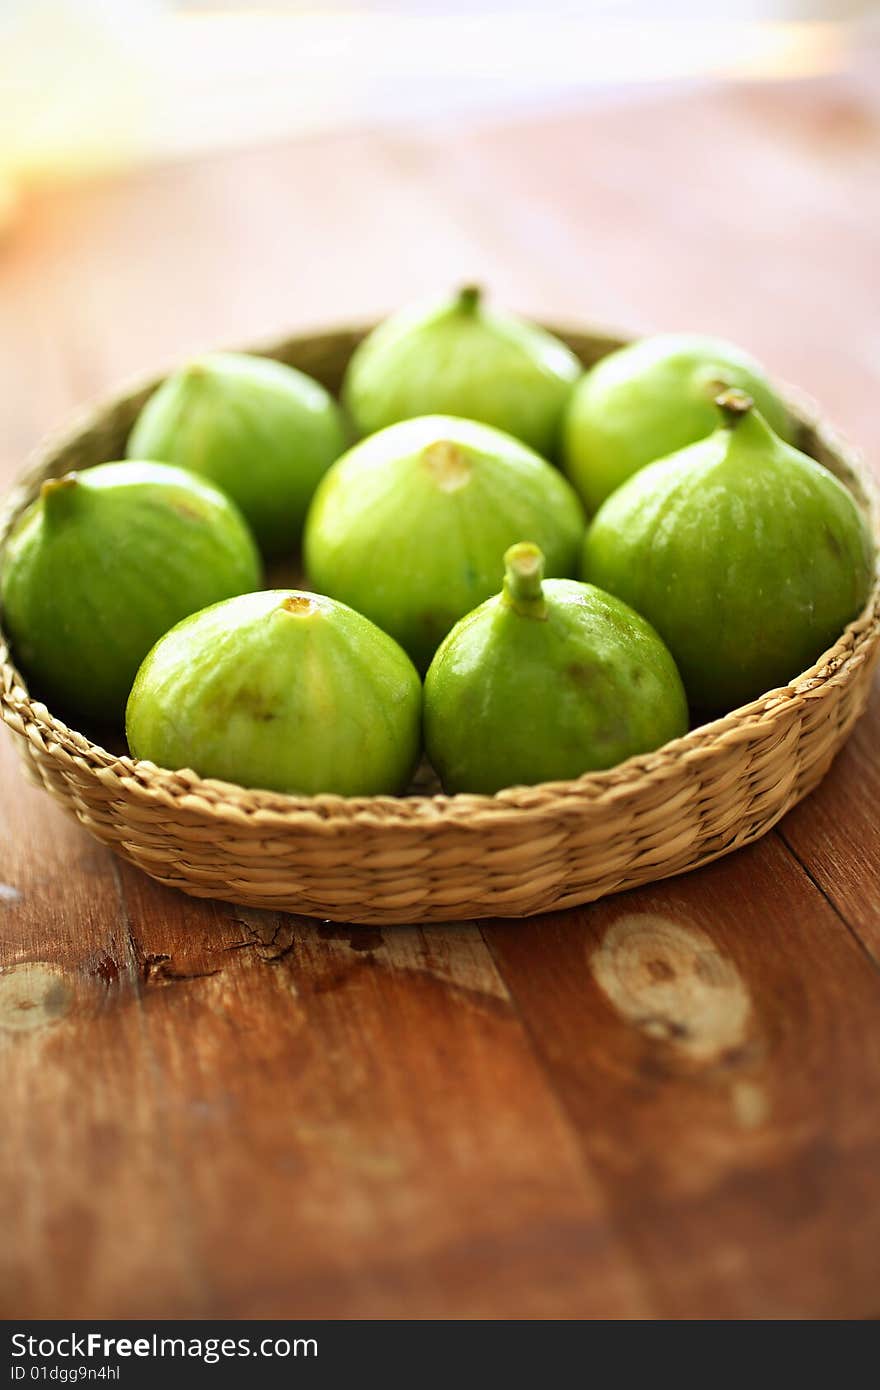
{"left": 483, "top": 838, "right": 880, "bottom": 1318}
{"left": 2, "top": 64, "right": 880, "bottom": 1318}
{"left": 0, "top": 832, "right": 652, "bottom": 1317}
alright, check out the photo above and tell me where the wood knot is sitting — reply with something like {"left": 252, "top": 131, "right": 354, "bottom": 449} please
{"left": 0, "top": 962, "right": 72, "bottom": 1033}
{"left": 591, "top": 914, "right": 753, "bottom": 1063}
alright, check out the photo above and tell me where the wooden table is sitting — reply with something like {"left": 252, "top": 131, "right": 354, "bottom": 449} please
{"left": 2, "top": 69, "right": 880, "bottom": 1321}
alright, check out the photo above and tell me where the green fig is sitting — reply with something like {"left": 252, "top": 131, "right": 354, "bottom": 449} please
{"left": 127, "top": 352, "right": 346, "bottom": 558}
{"left": 343, "top": 285, "right": 581, "bottom": 457}
{"left": 562, "top": 332, "right": 795, "bottom": 513}
{"left": 424, "top": 542, "right": 688, "bottom": 794}
{"left": 582, "top": 391, "right": 875, "bottom": 711}
{"left": 126, "top": 589, "right": 421, "bottom": 796}
{"left": 303, "top": 415, "right": 586, "bottom": 672}
{"left": 0, "top": 462, "right": 261, "bottom": 725}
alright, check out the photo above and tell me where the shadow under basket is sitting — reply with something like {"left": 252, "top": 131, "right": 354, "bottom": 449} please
{"left": 2, "top": 324, "right": 879, "bottom": 925}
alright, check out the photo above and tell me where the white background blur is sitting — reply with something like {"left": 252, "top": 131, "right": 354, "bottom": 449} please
{"left": 2, "top": 0, "right": 879, "bottom": 203}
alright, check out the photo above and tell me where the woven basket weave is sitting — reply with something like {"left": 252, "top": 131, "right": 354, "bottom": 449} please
{"left": 1, "top": 324, "right": 878, "bottom": 924}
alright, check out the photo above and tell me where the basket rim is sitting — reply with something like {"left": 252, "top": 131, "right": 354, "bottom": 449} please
{"left": 2, "top": 320, "right": 878, "bottom": 833}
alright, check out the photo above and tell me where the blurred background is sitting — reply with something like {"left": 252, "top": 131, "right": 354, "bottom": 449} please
{"left": 1, "top": 0, "right": 878, "bottom": 458}
{"left": 3, "top": 2, "right": 877, "bottom": 191}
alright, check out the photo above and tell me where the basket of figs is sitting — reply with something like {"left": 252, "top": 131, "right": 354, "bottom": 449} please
{"left": 1, "top": 288, "right": 878, "bottom": 924}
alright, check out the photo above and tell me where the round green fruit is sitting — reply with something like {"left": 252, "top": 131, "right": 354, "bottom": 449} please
{"left": 562, "top": 332, "right": 795, "bottom": 513}
{"left": 424, "top": 542, "right": 688, "bottom": 795}
{"left": 126, "top": 589, "right": 422, "bottom": 796}
{"left": 581, "top": 391, "right": 875, "bottom": 711}
{"left": 303, "top": 414, "right": 586, "bottom": 672}
{"left": 127, "top": 352, "right": 346, "bottom": 558}
{"left": 343, "top": 285, "right": 581, "bottom": 457}
{"left": 0, "top": 462, "right": 261, "bottom": 726}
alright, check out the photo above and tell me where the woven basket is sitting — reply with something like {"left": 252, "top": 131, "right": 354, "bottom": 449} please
{"left": 1, "top": 325, "right": 878, "bottom": 924}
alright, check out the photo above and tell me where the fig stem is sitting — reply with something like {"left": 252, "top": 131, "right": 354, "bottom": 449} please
{"left": 456, "top": 284, "right": 482, "bottom": 314}
{"left": 40, "top": 474, "right": 79, "bottom": 519}
{"left": 503, "top": 542, "right": 547, "bottom": 618}
{"left": 281, "top": 594, "right": 315, "bottom": 617}
{"left": 715, "top": 388, "right": 754, "bottom": 426}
